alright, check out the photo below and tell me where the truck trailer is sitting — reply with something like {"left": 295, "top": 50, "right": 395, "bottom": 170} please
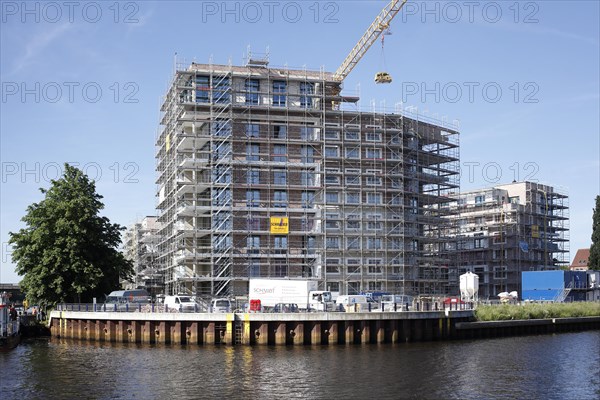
{"left": 248, "top": 279, "right": 333, "bottom": 311}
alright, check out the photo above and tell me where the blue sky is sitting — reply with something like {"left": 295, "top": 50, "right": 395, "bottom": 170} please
{"left": 1, "top": 1, "right": 598, "bottom": 283}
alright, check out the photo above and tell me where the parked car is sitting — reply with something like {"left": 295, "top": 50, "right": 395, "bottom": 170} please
{"left": 104, "top": 289, "right": 151, "bottom": 311}
{"left": 273, "top": 303, "right": 299, "bottom": 313}
{"left": 211, "top": 298, "right": 232, "bottom": 313}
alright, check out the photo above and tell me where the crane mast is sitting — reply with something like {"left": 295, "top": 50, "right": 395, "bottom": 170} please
{"left": 333, "top": 0, "right": 407, "bottom": 82}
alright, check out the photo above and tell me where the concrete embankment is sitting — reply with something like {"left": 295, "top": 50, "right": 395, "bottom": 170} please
{"left": 455, "top": 316, "right": 600, "bottom": 339}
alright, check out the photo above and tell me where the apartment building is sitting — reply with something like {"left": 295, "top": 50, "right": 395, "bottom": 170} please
{"left": 450, "top": 182, "right": 569, "bottom": 299}
{"left": 123, "top": 216, "right": 162, "bottom": 296}
{"left": 155, "top": 58, "right": 459, "bottom": 300}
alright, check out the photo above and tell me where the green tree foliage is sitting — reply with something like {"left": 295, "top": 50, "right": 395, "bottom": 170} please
{"left": 590, "top": 195, "right": 600, "bottom": 269}
{"left": 9, "top": 164, "right": 133, "bottom": 305}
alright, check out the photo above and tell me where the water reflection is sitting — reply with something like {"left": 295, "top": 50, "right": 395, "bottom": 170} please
{"left": 1, "top": 332, "right": 598, "bottom": 400}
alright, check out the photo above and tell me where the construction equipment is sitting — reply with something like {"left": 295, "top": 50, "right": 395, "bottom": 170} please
{"left": 333, "top": 0, "right": 407, "bottom": 83}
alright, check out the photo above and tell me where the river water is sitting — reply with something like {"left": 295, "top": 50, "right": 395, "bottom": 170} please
{"left": 1, "top": 331, "right": 599, "bottom": 400}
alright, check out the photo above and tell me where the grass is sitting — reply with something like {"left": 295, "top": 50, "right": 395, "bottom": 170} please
{"left": 475, "top": 302, "right": 600, "bottom": 321}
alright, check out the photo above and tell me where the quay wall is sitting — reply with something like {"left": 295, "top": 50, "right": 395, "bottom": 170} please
{"left": 48, "top": 311, "right": 600, "bottom": 345}
{"left": 48, "top": 310, "right": 473, "bottom": 345}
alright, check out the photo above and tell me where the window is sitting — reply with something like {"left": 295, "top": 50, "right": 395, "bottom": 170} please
{"left": 247, "top": 236, "right": 260, "bottom": 250}
{"left": 213, "top": 213, "right": 232, "bottom": 231}
{"left": 346, "top": 220, "right": 361, "bottom": 230}
{"left": 366, "top": 175, "right": 382, "bottom": 186}
{"left": 367, "top": 238, "right": 382, "bottom": 250}
{"left": 494, "top": 266, "right": 507, "bottom": 279}
{"left": 326, "top": 237, "right": 340, "bottom": 249}
{"left": 368, "top": 281, "right": 382, "bottom": 291}
{"left": 346, "top": 192, "right": 360, "bottom": 204}
{"left": 246, "top": 190, "right": 260, "bottom": 207}
{"left": 367, "top": 192, "right": 382, "bottom": 204}
{"left": 274, "top": 236, "right": 288, "bottom": 249}
{"left": 325, "top": 175, "right": 340, "bottom": 185}
{"left": 301, "top": 217, "right": 314, "bottom": 231}
{"left": 325, "top": 213, "right": 340, "bottom": 230}
{"left": 247, "top": 217, "right": 260, "bottom": 231}
{"left": 391, "top": 178, "right": 401, "bottom": 188}
{"left": 325, "top": 146, "right": 339, "bottom": 157}
{"left": 273, "top": 81, "right": 286, "bottom": 107}
{"left": 272, "top": 125, "right": 287, "bottom": 139}
{"left": 301, "top": 171, "right": 315, "bottom": 186}
{"left": 345, "top": 174, "right": 360, "bottom": 185}
{"left": 475, "top": 195, "right": 484, "bottom": 204}
{"left": 246, "top": 123, "right": 260, "bottom": 138}
{"left": 195, "top": 75, "right": 210, "bottom": 103}
{"left": 390, "top": 134, "right": 401, "bottom": 144}
{"left": 249, "top": 258, "right": 261, "bottom": 277}
{"left": 474, "top": 238, "right": 485, "bottom": 248}
{"left": 273, "top": 144, "right": 287, "bottom": 162}
{"left": 213, "top": 165, "right": 231, "bottom": 183}
{"left": 247, "top": 169, "right": 260, "bottom": 185}
{"left": 346, "top": 237, "right": 360, "bottom": 250}
{"left": 245, "top": 79, "right": 259, "bottom": 105}
{"left": 367, "top": 215, "right": 383, "bottom": 230}
{"left": 326, "top": 259, "right": 340, "bottom": 274}
{"left": 365, "top": 148, "right": 382, "bottom": 159}
{"left": 213, "top": 76, "right": 230, "bottom": 104}
{"left": 344, "top": 131, "right": 359, "bottom": 141}
{"left": 246, "top": 143, "right": 260, "bottom": 161}
{"left": 273, "top": 170, "right": 287, "bottom": 185}
{"left": 213, "top": 189, "right": 231, "bottom": 206}
{"left": 367, "top": 259, "right": 383, "bottom": 274}
{"left": 301, "top": 191, "right": 315, "bottom": 208}
{"left": 365, "top": 132, "right": 382, "bottom": 142}
{"left": 300, "top": 82, "right": 314, "bottom": 108}
{"left": 345, "top": 147, "right": 359, "bottom": 159}
{"left": 325, "top": 130, "right": 339, "bottom": 140}
{"left": 212, "top": 120, "right": 232, "bottom": 137}
{"left": 301, "top": 146, "right": 314, "bottom": 163}
{"left": 300, "top": 126, "right": 317, "bottom": 141}
{"left": 325, "top": 192, "right": 339, "bottom": 204}
{"left": 273, "top": 191, "right": 288, "bottom": 207}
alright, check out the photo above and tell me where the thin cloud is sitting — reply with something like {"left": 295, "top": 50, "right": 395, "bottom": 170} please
{"left": 9, "top": 23, "right": 73, "bottom": 76}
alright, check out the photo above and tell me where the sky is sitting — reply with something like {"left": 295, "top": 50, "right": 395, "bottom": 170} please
{"left": 1, "top": 0, "right": 599, "bottom": 283}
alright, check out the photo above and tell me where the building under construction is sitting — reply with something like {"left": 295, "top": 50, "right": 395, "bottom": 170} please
{"left": 449, "top": 182, "right": 569, "bottom": 300}
{"left": 123, "top": 216, "right": 163, "bottom": 297}
{"left": 155, "top": 57, "right": 460, "bottom": 300}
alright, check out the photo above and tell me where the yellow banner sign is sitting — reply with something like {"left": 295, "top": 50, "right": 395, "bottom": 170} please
{"left": 531, "top": 225, "right": 539, "bottom": 238}
{"left": 270, "top": 217, "right": 289, "bottom": 234}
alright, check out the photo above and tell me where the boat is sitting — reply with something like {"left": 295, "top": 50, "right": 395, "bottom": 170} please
{"left": 0, "top": 291, "right": 21, "bottom": 351}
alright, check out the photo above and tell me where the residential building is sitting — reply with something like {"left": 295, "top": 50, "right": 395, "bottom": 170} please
{"left": 123, "top": 216, "right": 162, "bottom": 296}
{"left": 450, "top": 182, "right": 569, "bottom": 300}
{"left": 155, "top": 58, "right": 459, "bottom": 300}
{"left": 570, "top": 248, "right": 590, "bottom": 271}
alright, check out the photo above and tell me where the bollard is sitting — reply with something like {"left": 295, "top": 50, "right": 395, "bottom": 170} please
{"left": 152, "top": 303, "right": 155, "bottom": 313}
{"left": 194, "top": 303, "right": 198, "bottom": 313}
{"left": 368, "top": 302, "right": 371, "bottom": 312}
{"left": 394, "top": 302, "right": 397, "bottom": 312}
{"left": 416, "top": 302, "right": 420, "bottom": 311}
{"left": 126, "top": 303, "right": 129, "bottom": 313}
{"left": 113, "top": 304, "right": 117, "bottom": 312}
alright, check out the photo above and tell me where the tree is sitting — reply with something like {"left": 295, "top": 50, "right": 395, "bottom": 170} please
{"left": 9, "top": 164, "right": 133, "bottom": 305}
{"left": 590, "top": 195, "right": 600, "bottom": 269}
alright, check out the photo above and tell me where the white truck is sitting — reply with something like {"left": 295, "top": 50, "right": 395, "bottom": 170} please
{"left": 248, "top": 279, "right": 334, "bottom": 311}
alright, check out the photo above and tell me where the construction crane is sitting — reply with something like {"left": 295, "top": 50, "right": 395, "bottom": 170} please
{"left": 332, "top": 0, "right": 407, "bottom": 84}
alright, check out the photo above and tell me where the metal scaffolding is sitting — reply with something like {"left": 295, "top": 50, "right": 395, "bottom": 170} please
{"left": 156, "top": 60, "right": 460, "bottom": 301}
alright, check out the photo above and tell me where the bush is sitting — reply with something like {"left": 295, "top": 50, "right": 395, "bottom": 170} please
{"left": 475, "top": 302, "right": 600, "bottom": 321}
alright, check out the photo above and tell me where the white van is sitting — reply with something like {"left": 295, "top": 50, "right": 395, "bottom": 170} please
{"left": 211, "top": 298, "right": 232, "bottom": 313}
{"left": 164, "top": 295, "right": 197, "bottom": 312}
{"left": 335, "top": 295, "right": 372, "bottom": 312}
